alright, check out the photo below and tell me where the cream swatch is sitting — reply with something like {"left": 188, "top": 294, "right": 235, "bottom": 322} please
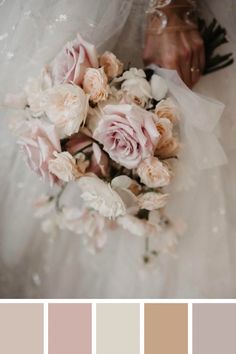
{"left": 97, "top": 303, "right": 140, "bottom": 354}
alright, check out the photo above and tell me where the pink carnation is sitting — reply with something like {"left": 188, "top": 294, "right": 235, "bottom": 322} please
{"left": 18, "top": 120, "right": 61, "bottom": 184}
{"left": 93, "top": 104, "right": 159, "bottom": 169}
{"left": 51, "top": 33, "right": 98, "bottom": 85}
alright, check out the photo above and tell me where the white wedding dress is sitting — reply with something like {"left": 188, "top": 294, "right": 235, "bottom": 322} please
{"left": 0, "top": 0, "right": 236, "bottom": 298}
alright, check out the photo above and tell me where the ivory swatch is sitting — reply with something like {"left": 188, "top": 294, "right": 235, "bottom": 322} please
{"left": 48, "top": 304, "right": 92, "bottom": 354}
{"left": 193, "top": 304, "right": 236, "bottom": 354}
{"left": 145, "top": 303, "right": 188, "bottom": 354}
{"left": 0, "top": 304, "right": 43, "bottom": 354}
{"left": 96, "top": 303, "right": 140, "bottom": 354}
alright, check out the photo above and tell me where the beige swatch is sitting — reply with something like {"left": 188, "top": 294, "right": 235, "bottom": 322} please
{"left": 193, "top": 304, "right": 236, "bottom": 354}
{"left": 0, "top": 304, "right": 43, "bottom": 354}
{"left": 97, "top": 304, "right": 140, "bottom": 354}
{"left": 145, "top": 303, "right": 188, "bottom": 354}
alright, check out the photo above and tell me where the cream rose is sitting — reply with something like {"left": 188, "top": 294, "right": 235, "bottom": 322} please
{"left": 83, "top": 67, "right": 109, "bottom": 103}
{"left": 155, "top": 118, "right": 173, "bottom": 147}
{"left": 156, "top": 137, "right": 179, "bottom": 158}
{"left": 43, "top": 84, "right": 89, "bottom": 138}
{"left": 155, "top": 97, "right": 180, "bottom": 124}
{"left": 48, "top": 151, "right": 81, "bottom": 182}
{"left": 100, "top": 51, "right": 123, "bottom": 80}
{"left": 137, "top": 157, "right": 171, "bottom": 188}
{"left": 138, "top": 192, "right": 169, "bottom": 211}
{"left": 154, "top": 116, "right": 179, "bottom": 158}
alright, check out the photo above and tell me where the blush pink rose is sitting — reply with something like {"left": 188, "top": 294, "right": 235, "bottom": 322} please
{"left": 51, "top": 33, "right": 99, "bottom": 86}
{"left": 93, "top": 104, "right": 159, "bottom": 169}
{"left": 18, "top": 120, "right": 61, "bottom": 184}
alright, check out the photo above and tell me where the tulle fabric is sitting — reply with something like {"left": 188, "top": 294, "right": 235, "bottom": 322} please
{"left": 0, "top": 0, "right": 236, "bottom": 298}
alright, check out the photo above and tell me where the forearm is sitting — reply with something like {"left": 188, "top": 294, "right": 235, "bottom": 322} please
{"left": 144, "top": 0, "right": 204, "bottom": 88}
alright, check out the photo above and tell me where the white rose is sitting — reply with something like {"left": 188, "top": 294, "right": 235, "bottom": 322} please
{"left": 121, "top": 68, "right": 151, "bottom": 107}
{"left": 151, "top": 74, "right": 168, "bottom": 101}
{"left": 43, "top": 84, "right": 89, "bottom": 138}
{"left": 78, "top": 176, "right": 126, "bottom": 219}
{"left": 138, "top": 192, "right": 169, "bottom": 211}
{"left": 137, "top": 157, "right": 171, "bottom": 188}
{"left": 83, "top": 67, "right": 109, "bottom": 103}
{"left": 48, "top": 151, "right": 80, "bottom": 182}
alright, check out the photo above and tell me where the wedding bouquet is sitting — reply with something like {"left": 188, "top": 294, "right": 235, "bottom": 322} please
{"left": 5, "top": 33, "right": 226, "bottom": 262}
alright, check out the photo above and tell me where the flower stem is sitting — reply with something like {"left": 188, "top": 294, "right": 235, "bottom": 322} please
{"left": 55, "top": 184, "right": 67, "bottom": 212}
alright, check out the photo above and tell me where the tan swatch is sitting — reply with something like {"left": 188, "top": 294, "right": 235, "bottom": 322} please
{"left": 0, "top": 304, "right": 43, "bottom": 354}
{"left": 97, "top": 304, "right": 140, "bottom": 354}
{"left": 145, "top": 303, "right": 188, "bottom": 354}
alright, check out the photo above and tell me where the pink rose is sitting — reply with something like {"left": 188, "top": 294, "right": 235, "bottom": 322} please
{"left": 51, "top": 33, "right": 98, "bottom": 86}
{"left": 93, "top": 104, "right": 159, "bottom": 169}
{"left": 18, "top": 120, "right": 61, "bottom": 184}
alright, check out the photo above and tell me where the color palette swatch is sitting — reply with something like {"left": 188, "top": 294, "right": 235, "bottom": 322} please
{"left": 145, "top": 304, "right": 188, "bottom": 354}
{"left": 49, "top": 304, "right": 92, "bottom": 354}
{"left": 97, "top": 304, "right": 140, "bottom": 354}
{"left": 0, "top": 304, "right": 43, "bottom": 354}
{"left": 193, "top": 304, "right": 236, "bottom": 354}
{"left": 0, "top": 302, "right": 236, "bottom": 353}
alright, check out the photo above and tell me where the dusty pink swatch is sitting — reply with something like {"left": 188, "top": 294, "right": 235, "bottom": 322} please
{"left": 49, "top": 304, "right": 92, "bottom": 354}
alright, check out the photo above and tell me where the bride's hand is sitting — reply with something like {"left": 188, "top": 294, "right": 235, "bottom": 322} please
{"left": 143, "top": 10, "right": 205, "bottom": 88}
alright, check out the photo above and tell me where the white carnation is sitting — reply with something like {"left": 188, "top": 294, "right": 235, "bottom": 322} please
{"left": 78, "top": 176, "right": 126, "bottom": 219}
{"left": 48, "top": 151, "right": 80, "bottom": 182}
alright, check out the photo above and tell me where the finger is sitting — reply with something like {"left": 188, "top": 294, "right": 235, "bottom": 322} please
{"left": 179, "top": 32, "right": 193, "bottom": 87}
{"left": 190, "top": 48, "right": 201, "bottom": 86}
{"left": 180, "top": 49, "right": 192, "bottom": 87}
